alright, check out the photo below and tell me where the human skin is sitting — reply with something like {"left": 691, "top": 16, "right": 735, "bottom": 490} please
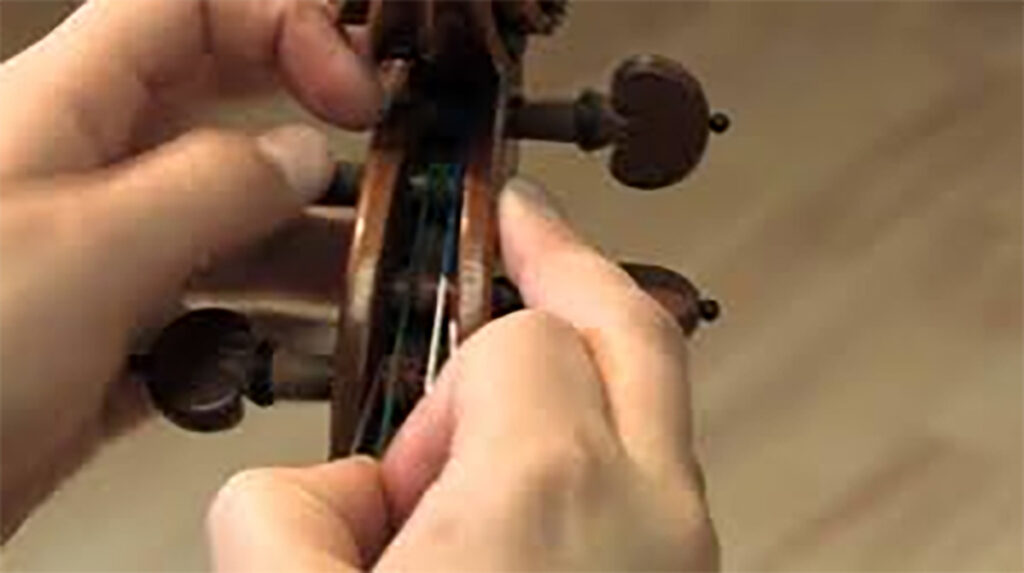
{"left": 0, "top": 0, "right": 380, "bottom": 539}
{"left": 0, "top": 1, "right": 718, "bottom": 570}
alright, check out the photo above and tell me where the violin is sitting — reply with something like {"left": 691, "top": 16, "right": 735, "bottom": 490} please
{"left": 136, "top": 0, "right": 728, "bottom": 459}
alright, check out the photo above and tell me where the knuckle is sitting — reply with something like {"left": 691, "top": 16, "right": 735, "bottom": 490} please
{"left": 511, "top": 427, "right": 620, "bottom": 493}
{"left": 649, "top": 456, "right": 713, "bottom": 520}
{"left": 177, "top": 129, "right": 252, "bottom": 164}
{"left": 501, "top": 308, "right": 574, "bottom": 336}
{"left": 605, "top": 295, "right": 689, "bottom": 363}
{"left": 633, "top": 295, "right": 686, "bottom": 341}
{"left": 207, "top": 467, "right": 287, "bottom": 524}
{"left": 480, "top": 308, "right": 584, "bottom": 351}
{"left": 646, "top": 451, "right": 707, "bottom": 494}
{"left": 668, "top": 507, "right": 720, "bottom": 570}
{"left": 631, "top": 460, "right": 718, "bottom": 567}
{"left": 180, "top": 128, "right": 237, "bottom": 151}
{"left": 678, "top": 501, "right": 720, "bottom": 568}
{"left": 170, "top": 129, "right": 283, "bottom": 192}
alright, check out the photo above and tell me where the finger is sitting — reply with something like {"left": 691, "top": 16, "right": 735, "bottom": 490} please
{"left": 190, "top": 207, "right": 354, "bottom": 303}
{"left": 207, "top": 457, "right": 389, "bottom": 572}
{"left": 380, "top": 367, "right": 456, "bottom": 525}
{"left": 498, "top": 178, "right": 695, "bottom": 474}
{"left": 454, "top": 311, "right": 617, "bottom": 461}
{"left": 275, "top": 3, "right": 380, "bottom": 126}
{"left": 75, "top": 124, "right": 333, "bottom": 326}
{"left": 0, "top": 0, "right": 379, "bottom": 177}
{"left": 382, "top": 310, "right": 618, "bottom": 523}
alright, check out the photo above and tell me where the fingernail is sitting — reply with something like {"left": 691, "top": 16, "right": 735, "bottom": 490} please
{"left": 502, "top": 176, "right": 568, "bottom": 221}
{"left": 257, "top": 125, "right": 333, "bottom": 203}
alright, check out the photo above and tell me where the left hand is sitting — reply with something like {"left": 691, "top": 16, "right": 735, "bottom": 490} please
{"left": 0, "top": 0, "right": 380, "bottom": 540}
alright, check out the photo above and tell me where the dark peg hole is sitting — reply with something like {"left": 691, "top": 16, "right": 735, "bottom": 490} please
{"left": 709, "top": 112, "right": 731, "bottom": 134}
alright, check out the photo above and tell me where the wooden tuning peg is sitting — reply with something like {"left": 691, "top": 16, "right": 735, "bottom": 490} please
{"left": 509, "top": 55, "right": 728, "bottom": 189}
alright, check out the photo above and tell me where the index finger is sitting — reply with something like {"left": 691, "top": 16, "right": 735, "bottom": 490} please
{"left": 0, "top": 0, "right": 379, "bottom": 177}
{"left": 498, "top": 178, "right": 696, "bottom": 475}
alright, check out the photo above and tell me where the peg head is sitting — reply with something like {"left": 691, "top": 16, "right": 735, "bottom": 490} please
{"left": 609, "top": 55, "right": 711, "bottom": 190}
{"left": 143, "top": 309, "right": 270, "bottom": 432}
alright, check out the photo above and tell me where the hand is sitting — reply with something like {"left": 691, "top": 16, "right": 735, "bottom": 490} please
{"left": 0, "top": 0, "right": 379, "bottom": 540}
{"left": 207, "top": 180, "right": 720, "bottom": 571}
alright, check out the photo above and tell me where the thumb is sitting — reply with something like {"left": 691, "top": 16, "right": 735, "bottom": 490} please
{"left": 208, "top": 457, "right": 391, "bottom": 572}
{"left": 84, "top": 124, "right": 333, "bottom": 310}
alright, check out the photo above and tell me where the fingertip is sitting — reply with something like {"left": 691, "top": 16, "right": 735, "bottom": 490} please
{"left": 498, "top": 177, "right": 583, "bottom": 288}
{"left": 317, "top": 456, "right": 392, "bottom": 565}
{"left": 315, "top": 455, "right": 385, "bottom": 495}
{"left": 256, "top": 124, "right": 333, "bottom": 203}
{"left": 279, "top": 2, "right": 382, "bottom": 129}
{"left": 501, "top": 177, "right": 569, "bottom": 223}
{"left": 206, "top": 462, "right": 386, "bottom": 572}
{"left": 381, "top": 373, "right": 456, "bottom": 524}
{"left": 497, "top": 178, "right": 651, "bottom": 328}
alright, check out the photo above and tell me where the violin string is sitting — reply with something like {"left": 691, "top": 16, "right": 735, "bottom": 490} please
{"left": 350, "top": 356, "right": 386, "bottom": 454}
{"left": 372, "top": 172, "right": 433, "bottom": 453}
{"left": 424, "top": 273, "right": 448, "bottom": 392}
{"left": 374, "top": 298, "right": 412, "bottom": 452}
{"left": 425, "top": 163, "right": 463, "bottom": 392}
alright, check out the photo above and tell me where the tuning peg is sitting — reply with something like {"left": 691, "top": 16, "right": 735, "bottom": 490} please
{"left": 509, "top": 55, "right": 727, "bottom": 189}
{"left": 609, "top": 55, "right": 714, "bottom": 189}
{"left": 135, "top": 309, "right": 337, "bottom": 433}
{"left": 135, "top": 309, "right": 274, "bottom": 432}
{"left": 490, "top": 263, "right": 721, "bottom": 336}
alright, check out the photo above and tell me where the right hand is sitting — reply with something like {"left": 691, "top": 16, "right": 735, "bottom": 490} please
{"left": 207, "top": 179, "right": 719, "bottom": 571}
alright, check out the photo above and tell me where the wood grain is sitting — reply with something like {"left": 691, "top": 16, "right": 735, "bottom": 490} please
{"left": 1, "top": 2, "right": 1021, "bottom": 571}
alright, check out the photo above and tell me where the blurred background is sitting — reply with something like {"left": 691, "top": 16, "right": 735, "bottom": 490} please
{"left": 1, "top": 1, "right": 1021, "bottom": 570}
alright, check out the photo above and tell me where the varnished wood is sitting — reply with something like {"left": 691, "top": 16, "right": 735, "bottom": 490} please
{"left": 457, "top": 128, "right": 500, "bottom": 340}
{"left": 330, "top": 118, "right": 405, "bottom": 458}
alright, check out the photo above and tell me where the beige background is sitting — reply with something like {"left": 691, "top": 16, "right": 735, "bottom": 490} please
{"left": 1, "top": 1, "right": 1022, "bottom": 571}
